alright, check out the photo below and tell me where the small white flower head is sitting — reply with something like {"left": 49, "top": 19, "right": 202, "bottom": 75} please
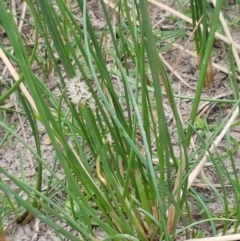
{"left": 103, "top": 132, "right": 114, "bottom": 145}
{"left": 67, "top": 76, "right": 92, "bottom": 106}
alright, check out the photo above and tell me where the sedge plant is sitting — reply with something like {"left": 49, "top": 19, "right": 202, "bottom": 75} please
{"left": 0, "top": 0, "right": 233, "bottom": 240}
{"left": 190, "top": 0, "right": 214, "bottom": 87}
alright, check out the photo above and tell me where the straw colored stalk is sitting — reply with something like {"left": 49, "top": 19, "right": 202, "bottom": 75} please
{"left": 197, "top": 54, "right": 214, "bottom": 87}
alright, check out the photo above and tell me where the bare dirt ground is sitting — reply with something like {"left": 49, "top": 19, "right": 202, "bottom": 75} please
{"left": 1, "top": 0, "right": 240, "bottom": 240}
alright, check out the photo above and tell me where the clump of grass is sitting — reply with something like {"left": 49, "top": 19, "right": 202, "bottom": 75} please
{"left": 190, "top": 0, "right": 214, "bottom": 87}
{"left": 1, "top": 0, "right": 239, "bottom": 240}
